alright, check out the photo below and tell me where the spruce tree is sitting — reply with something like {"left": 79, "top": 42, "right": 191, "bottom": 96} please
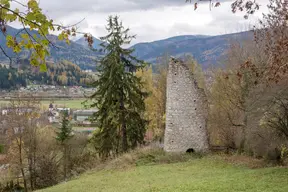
{"left": 56, "top": 111, "right": 73, "bottom": 144}
{"left": 56, "top": 110, "right": 73, "bottom": 180}
{"left": 89, "top": 16, "right": 148, "bottom": 159}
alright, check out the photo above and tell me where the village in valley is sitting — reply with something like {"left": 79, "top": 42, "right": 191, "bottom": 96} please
{"left": 0, "top": 86, "right": 99, "bottom": 135}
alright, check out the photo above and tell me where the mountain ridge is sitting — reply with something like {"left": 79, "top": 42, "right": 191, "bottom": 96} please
{"left": 0, "top": 26, "right": 100, "bottom": 70}
{"left": 0, "top": 26, "right": 253, "bottom": 70}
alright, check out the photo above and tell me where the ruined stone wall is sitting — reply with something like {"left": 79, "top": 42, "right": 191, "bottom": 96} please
{"left": 164, "top": 58, "right": 209, "bottom": 153}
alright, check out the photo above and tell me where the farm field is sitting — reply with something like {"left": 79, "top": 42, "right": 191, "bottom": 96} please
{"left": 72, "top": 127, "right": 97, "bottom": 133}
{"left": 0, "top": 99, "right": 90, "bottom": 109}
{"left": 38, "top": 156, "right": 288, "bottom": 192}
{"left": 41, "top": 99, "right": 87, "bottom": 109}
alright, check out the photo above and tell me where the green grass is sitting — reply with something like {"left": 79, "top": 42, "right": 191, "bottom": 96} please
{"left": 0, "top": 100, "right": 9, "bottom": 105}
{"left": 41, "top": 99, "right": 87, "bottom": 109}
{"left": 38, "top": 156, "right": 288, "bottom": 192}
{"left": 0, "top": 99, "right": 90, "bottom": 109}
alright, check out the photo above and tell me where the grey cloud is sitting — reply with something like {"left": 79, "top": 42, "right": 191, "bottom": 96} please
{"left": 36, "top": 0, "right": 265, "bottom": 45}
{"left": 40, "top": 0, "right": 96, "bottom": 18}
{"left": 40, "top": 0, "right": 235, "bottom": 18}
{"left": 41, "top": 0, "right": 182, "bottom": 14}
{"left": 124, "top": 0, "right": 233, "bottom": 11}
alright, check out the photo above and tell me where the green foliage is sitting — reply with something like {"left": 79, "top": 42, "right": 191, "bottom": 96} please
{"left": 0, "top": 0, "right": 90, "bottom": 69}
{"left": 56, "top": 111, "right": 73, "bottom": 144}
{"left": 89, "top": 16, "right": 148, "bottom": 159}
{"left": 280, "top": 145, "right": 288, "bottom": 159}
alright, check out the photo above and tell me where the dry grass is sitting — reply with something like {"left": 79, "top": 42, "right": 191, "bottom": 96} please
{"left": 214, "top": 154, "right": 268, "bottom": 169}
{"left": 88, "top": 147, "right": 202, "bottom": 172}
{"left": 0, "top": 155, "right": 6, "bottom": 163}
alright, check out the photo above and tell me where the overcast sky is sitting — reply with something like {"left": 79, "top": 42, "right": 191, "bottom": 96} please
{"left": 16, "top": 0, "right": 270, "bottom": 45}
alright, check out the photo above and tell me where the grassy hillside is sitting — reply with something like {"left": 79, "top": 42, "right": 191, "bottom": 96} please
{"left": 38, "top": 155, "right": 288, "bottom": 192}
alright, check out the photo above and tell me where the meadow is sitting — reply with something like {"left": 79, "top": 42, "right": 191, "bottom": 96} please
{"left": 0, "top": 99, "right": 88, "bottom": 109}
{"left": 38, "top": 154, "right": 288, "bottom": 192}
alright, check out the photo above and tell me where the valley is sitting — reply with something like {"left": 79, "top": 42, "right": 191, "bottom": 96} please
{"left": 0, "top": 1, "right": 287, "bottom": 192}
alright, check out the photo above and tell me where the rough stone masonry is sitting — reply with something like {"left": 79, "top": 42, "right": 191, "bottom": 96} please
{"left": 164, "top": 57, "right": 209, "bottom": 153}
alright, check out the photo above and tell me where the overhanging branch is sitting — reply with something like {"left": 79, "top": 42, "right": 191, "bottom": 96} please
{"left": 0, "top": 44, "right": 12, "bottom": 66}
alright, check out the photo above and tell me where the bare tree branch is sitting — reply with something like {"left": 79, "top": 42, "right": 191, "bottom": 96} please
{"left": 0, "top": 44, "right": 13, "bottom": 66}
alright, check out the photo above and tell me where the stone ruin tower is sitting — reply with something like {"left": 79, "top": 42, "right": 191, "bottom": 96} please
{"left": 164, "top": 57, "right": 209, "bottom": 153}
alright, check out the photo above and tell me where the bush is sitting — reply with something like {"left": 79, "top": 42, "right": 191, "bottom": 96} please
{"left": 35, "top": 155, "right": 61, "bottom": 189}
{"left": 265, "top": 147, "right": 282, "bottom": 165}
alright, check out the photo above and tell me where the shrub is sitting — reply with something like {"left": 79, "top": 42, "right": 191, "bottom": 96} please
{"left": 35, "top": 154, "right": 61, "bottom": 189}
{"left": 265, "top": 147, "right": 282, "bottom": 165}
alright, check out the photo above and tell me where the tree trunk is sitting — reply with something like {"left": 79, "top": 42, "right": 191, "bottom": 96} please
{"left": 63, "top": 144, "right": 67, "bottom": 181}
{"left": 18, "top": 138, "right": 28, "bottom": 192}
{"left": 28, "top": 156, "right": 33, "bottom": 190}
{"left": 121, "top": 112, "right": 128, "bottom": 152}
{"left": 241, "top": 112, "right": 248, "bottom": 152}
{"left": 239, "top": 70, "right": 249, "bottom": 153}
{"left": 28, "top": 149, "right": 36, "bottom": 190}
{"left": 120, "top": 91, "right": 128, "bottom": 152}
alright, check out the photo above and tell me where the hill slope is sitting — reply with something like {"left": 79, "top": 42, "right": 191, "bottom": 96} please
{"left": 131, "top": 35, "right": 209, "bottom": 60}
{"left": 75, "top": 37, "right": 102, "bottom": 50}
{"left": 0, "top": 59, "right": 91, "bottom": 90}
{"left": 0, "top": 27, "right": 99, "bottom": 70}
{"left": 132, "top": 31, "right": 253, "bottom": 69}
{"left": 38, "top": 156, "right": 288, "bottom": 192}
{"left": 0, "top": 26, "right": 253, "bottom": 70}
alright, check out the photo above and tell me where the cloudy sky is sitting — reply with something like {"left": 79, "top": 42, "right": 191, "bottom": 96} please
{"left": 16, "top": 0, "right": 270, "bottom": 45}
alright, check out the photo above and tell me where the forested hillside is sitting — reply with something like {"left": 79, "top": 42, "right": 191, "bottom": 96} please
{"left": 0, "top": 60, "right": 92, "bottom": 90}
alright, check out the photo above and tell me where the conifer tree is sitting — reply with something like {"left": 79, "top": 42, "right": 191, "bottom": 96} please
{"left": 56, "top": 111, "right": 73, "bottom": 144}
{"left": 89, "top": 16, "right": 148, "bottom": 159}
{"left": 56, "top": 110, "right": 73, "bottom": 180}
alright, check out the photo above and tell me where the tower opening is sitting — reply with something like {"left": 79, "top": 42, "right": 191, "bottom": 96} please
{"left": 186, "top": 148, "right": 195, "bottom": 153}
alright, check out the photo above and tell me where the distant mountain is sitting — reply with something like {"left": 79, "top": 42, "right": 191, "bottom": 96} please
{"left": 75, "top": 36, "right": 103, "bottom": 50}
{"left": 131, "top": 32, "right": 253, "bottom": 69}
{"left": 0, "top": 26, "right": 99, "bottom": 70}
{"left": 132, "top": 35, "right": 209, "bottom": 59}
{"left": 0, "top": 26, "right": 253, "bottom": 70}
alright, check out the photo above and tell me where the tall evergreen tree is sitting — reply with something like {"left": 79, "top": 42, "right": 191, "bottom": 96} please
{"left": 89, "top": 16, "right": 148, "bottom": 159}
